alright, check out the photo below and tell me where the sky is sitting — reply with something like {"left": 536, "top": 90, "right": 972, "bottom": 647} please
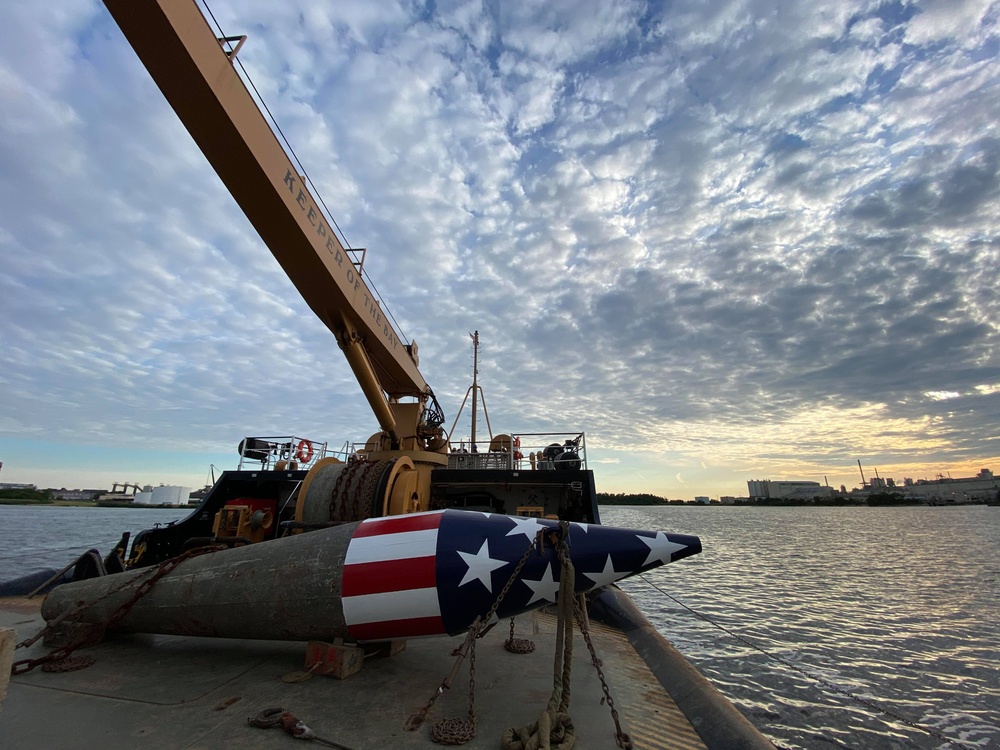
{"left": 1, "top": 0, "right": 999, "bottom": 500}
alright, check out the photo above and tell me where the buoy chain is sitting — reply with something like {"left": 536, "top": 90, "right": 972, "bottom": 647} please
{"left": 408, "top": 535, "right": 540, "bottom": 742}
{"left": 558, "top": 543, "right": 633, "bottom": 750}
{"left": 429, "top": 717, "right": 476, "bottom": 745}
{"left": 505, "top": 615, "right": 536, "bottom": 654}
{"left": 10, "top": 545, "right": 222, "bottom": 677}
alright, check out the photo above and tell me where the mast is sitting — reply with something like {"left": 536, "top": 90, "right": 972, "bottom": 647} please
{"left": 470, "top": 331, "right": 479, "bottom": 447}
{"left": 446, "top": 331, "right": 493, "bottom": 446}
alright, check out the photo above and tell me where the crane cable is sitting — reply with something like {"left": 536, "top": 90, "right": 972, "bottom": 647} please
{"left": 636, "top": 573, "right": 979, "bottom": 750}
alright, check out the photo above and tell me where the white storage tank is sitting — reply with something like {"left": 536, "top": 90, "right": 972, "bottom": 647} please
{"left": 150, "top": 485, "right": 192, "bottom": 506}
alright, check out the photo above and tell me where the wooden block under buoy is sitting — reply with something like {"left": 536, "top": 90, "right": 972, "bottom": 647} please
{"left": 305, "top": 640, "right": 365, "bottom": 679}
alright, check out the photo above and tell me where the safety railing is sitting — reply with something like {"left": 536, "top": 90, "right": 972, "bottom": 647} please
{"left": 446, "top": 432, "right": 587, "bottom": 471}
{"left": 236, "top": 435, "right": 334, "bottom": 471}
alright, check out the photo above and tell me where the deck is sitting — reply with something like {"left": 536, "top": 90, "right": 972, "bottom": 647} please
{"left": 0, "top": 595, "right": 713, "bottom": 749}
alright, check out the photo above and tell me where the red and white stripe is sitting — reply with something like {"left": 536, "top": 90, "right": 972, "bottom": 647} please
{"left": 341, "top": 511, "right": 445, "bottom": 642}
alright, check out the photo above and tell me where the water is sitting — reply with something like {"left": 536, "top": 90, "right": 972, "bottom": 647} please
{"left": 1, "top": 504, "right": 997, "bottom": 749}
{"left": 0, "top": 505, "right": 190, "bottom": 579}
{"left": 601, "top": 505, "right": 1000, "bottom": 750}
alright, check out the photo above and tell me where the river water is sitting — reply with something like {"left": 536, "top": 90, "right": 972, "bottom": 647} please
{"left": 601, "top": 505, "right": 1000, "bottom": 750}
{"left": 1, "top": 504, "right": 998, "bottom": 749}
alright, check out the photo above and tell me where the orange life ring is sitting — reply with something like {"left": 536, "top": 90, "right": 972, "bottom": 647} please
{"left": 295, "top": 439, "right": 314, "bottom": 463}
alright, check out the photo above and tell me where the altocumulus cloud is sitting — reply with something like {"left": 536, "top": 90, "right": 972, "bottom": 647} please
{"left": 0, "top": 0, "right": 997, "bottom": 495}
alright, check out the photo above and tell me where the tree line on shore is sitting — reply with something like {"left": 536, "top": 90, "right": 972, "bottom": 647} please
{"left": 0, "top": 487, "right": 55, "bottom": 503}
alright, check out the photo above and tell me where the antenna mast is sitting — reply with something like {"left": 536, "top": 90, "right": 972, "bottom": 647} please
{"left": 470, "top": 331, "right": 480, "bottom": 446}
{"left": 446, "top": 330, "right": 494, "bottom": 447}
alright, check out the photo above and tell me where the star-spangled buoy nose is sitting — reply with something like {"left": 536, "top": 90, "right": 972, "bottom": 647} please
{"left": 341, "top": 509, "right": 701, "bottom": 641}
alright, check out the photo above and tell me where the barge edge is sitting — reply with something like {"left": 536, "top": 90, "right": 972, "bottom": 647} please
{"left": 591, "top": 586, "right": 777, "bottom": 750}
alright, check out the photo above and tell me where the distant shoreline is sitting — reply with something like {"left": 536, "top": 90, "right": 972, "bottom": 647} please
{"left": 597, "top": 501, "right": 995, "bottom": 507}
{"left": 0, "top": 499, "right": 195, "bottom": 509}
{"left": 3, "top": 498, "right": 992, "bottom": 510}
{"left": 596, "top": 491, "right": 998, "bottom": 507}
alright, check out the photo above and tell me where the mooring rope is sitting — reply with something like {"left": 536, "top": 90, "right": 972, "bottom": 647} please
{"left": 637, "top": 573, "right": 981, "bottom": 750}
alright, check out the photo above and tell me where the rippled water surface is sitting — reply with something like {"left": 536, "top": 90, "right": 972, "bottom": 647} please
{"left": 602, "top": 505, "right": 1000, "bottom": 750}
{"left": 0, "top": 505, "right": 190, "bottom": 577}
{"left": 2, "top": 504, "right": 997, "bottom": 749}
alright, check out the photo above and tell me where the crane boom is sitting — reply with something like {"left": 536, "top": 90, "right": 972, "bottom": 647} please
{"left": 103, "top": 0, "right": 434, "bottom": 441}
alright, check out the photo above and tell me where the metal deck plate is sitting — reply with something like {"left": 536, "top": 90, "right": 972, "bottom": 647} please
{"left": 1, "top": 597, "right": 706, "bottom": 749}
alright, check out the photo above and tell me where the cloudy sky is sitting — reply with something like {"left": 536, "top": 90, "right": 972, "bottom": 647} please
{"left": 1, "top": 0, "right": 998, "bottom": 499}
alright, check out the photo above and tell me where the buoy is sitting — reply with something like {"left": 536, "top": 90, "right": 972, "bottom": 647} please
{"left": 41, "top": 510, "right": 700, "bottom": 643}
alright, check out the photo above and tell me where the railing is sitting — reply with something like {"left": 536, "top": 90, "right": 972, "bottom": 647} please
{"left": 236, "top": 435, "right": 334, "bottom": 471}
{"left": 238, "top": 432, "right": 590, "bottom": 473}
{"left": 446, "top": 432, "right": 587, "bottom": 471}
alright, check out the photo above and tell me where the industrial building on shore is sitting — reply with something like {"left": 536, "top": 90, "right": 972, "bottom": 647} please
{"left": 749, "top": 468, "right": 999, "bottom": 504}
{"left": 747, "top": 480, "right": 833, "bottom": 501}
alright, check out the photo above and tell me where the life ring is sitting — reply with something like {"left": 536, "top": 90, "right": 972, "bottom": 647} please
{"left": 514, "top": 450, "right": 524, "bottom": 461}
{"left": 295, "top": 439, "right": 314, "bottom": 463}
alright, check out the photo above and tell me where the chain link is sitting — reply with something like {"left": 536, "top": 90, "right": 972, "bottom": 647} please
{"left": 326, "top": 459, "right": 392, "bottom": 523}
{"left": 500, "top": 522, "right": 578, "bottom": 750}
{"left": 504, "top": 615, "right": 535, "bottom": 654}
{"left": 468, "top": 635, "right": 477, "bottom": 728}
{"left": 567, "top": 583, "right": 632, "bottom": 749}
{"left": 359, "top": 460, "right": 392, "bottom": 519}
{"left": 408, "top": 531, "right": 542, "bottom": 738}
{"left": 328, "top": 459, "right": 363, "bottom": 522}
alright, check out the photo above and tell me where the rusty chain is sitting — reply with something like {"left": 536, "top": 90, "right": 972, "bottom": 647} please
{"left": 10, "top": 544, "right": 223, "bottom": 676}
{"left": 407, "top": 522, "right": 633, "bottom": 748}
{"left": 559, "top": 543, "right": 633, "bottom": 750}
{"left": 504, "top": 615, "right": 535, "bottom": 654}
{"left": 429, "top": 635, "right": 478, "bottom": 746}
{"left": 326, "top": 459, "right": 391, "bottom": 523}
{"left": 358, "top": 460, "right": 391, "bottom": 519}
{"left": 41, "top": 655, "right": 95, "bottom": 673}
{"left": 406, "top": 529, "right": 543, "bottom": 739}
{"left": 500, "top": 522, "right": 577, "bottom": 750}
{"left": 327, "top": 459, "right": 362, "bottom": 523}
